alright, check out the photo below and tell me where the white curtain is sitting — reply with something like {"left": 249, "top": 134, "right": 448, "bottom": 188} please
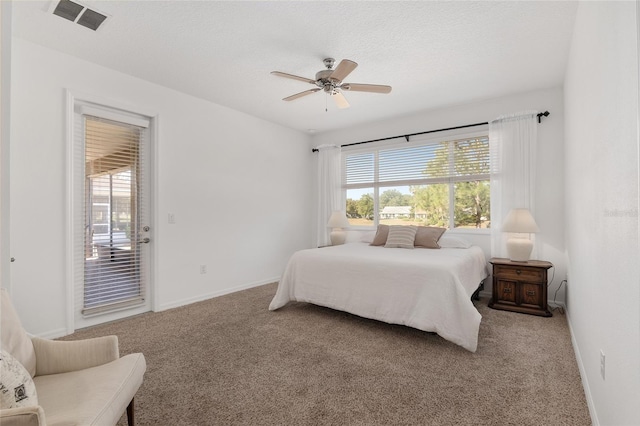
{"left": 316, "top": 145, "right": 343, "bottom": 247}
{"left": 489, "top": 111, "right": 538, "bottom": 258}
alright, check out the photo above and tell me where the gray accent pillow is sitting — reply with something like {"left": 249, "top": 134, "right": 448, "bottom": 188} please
{"left": 414, "top": 226, "right": 446, "bottom": 248}
{"left": 370, "top": 225, "right": 389, "bottom": 246}
{"left": 384, "top": 225, "right": 417, "bottom": 249}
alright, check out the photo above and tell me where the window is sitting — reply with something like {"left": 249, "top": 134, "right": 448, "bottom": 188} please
{"left": 343, "top": 133, "right": 490, "bottom": 230}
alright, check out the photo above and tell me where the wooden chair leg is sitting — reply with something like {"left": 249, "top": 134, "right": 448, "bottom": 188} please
{"left": 127, "top": 398, "right": 135, "bottom": 426}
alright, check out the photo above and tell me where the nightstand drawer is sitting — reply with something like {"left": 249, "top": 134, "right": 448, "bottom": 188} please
{"left": 496, "top": 280, "right": 517, "bottom": 304}
{"left": 494, "top": 265, "right": 544, "bottom": 282}
{"left": 519, "top": 283, "right": 544, "bottom": 308}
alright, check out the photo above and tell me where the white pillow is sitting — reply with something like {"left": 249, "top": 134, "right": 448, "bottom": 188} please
{"left": 358, "top": 230, "right": 377, "bottom": 244}
{"left": 0, "top": 349, "right": 38, "bottom": 409}
{"left": 384, "top": 225, "right": 417, "bottom": 249}
{"left": 438, "top": 236, "right": 472, "bottom": 249}
{"left": 344, "top": 230, "right": 376, "bottom": 244}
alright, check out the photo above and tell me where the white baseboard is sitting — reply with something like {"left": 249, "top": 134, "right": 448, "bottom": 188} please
{"left": 32, "top": 279, "right": 279, "bottom": 339}
{"left": 478, "top": 295, "right": 594, "bottom": 423}
{"left": 547, "top": 300, "right": 566, "bottom": 311}
{"left": 157, "top": 277, "right": 278, "bottom": 312}
{"left": 565, "top": 307, "right": 599, "bottom": 426}
{"left": 34, "top": 327, "right": 68, "bottom": 339}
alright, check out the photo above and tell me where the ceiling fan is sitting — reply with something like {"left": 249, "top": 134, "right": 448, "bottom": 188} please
{"left": 271, "top": 58, "right": 392, "bottom": 109}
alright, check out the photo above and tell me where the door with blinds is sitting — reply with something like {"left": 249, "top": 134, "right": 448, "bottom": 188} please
{"left": 73, "top": 102, "right": 152, "bottom": 327}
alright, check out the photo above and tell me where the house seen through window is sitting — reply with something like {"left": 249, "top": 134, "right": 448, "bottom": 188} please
{"left": 343, "top": 134, "right": 490, "bottom": 229}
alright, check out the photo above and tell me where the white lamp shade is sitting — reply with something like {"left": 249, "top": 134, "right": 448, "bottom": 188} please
{"left": 327, "top": 211, "right": 350, "bottom": 229}
{"left": 502, "top": 208, "right": 539, "bottom": 233}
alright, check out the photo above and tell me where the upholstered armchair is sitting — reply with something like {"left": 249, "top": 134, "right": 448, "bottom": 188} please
{"left": 0, "top": 289, "right": 146, "bottom": 425}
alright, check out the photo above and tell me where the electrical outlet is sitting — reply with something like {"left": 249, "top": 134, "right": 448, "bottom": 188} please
{"left": 600, "top": 350, "right": 605, "bottom": 380}
{"left": 168, "top": 213, "right": 176, "bottom": 224}
{"left": 199, "top": 265, "right": 207, "bottom": 274}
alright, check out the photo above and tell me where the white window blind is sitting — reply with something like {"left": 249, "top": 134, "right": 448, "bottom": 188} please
{"left": 345, "top": 136, "right": 490, "bottom": 188}
{"left": 73, "top": 105, "right": 150, "bottom": 317}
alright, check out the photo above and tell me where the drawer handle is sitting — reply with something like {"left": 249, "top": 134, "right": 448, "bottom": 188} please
{"left": 526, "top": 290, "right": 536, "bottom": 296}
{"left": 516, "top": 269, "right": 522, "bottom": 275}
{"left": 503, "top": 288, "right": 512, "bottom": 293}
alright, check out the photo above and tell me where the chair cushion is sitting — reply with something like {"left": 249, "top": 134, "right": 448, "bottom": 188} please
{"left": 34, "top": 353, "right": 146, "bottom": 426}
{"left": 32, "top": 336, "right": 119, "bottom": 376}
{"left": 0, "top": 349, "right": 38, "bottom": 409}
{"left": 0, "top": 289, "right": 36, "bottom": 377}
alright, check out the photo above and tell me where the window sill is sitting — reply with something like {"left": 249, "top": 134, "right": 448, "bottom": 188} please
{"left": 447, "top": 228, "right": 491, "bottom": 236}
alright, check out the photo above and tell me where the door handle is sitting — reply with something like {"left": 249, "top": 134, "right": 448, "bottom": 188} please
{"left": 138, "top": 238, "right": 150, "bottom": 244}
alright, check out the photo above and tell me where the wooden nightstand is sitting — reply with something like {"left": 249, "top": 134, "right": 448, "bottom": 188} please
{"left": 489, "top": 258, "right": 552, "bottom": 317}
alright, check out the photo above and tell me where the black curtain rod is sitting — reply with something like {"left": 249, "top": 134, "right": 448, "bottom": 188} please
{"left": 312, "top": 110, "right": 550, "bottom": 152}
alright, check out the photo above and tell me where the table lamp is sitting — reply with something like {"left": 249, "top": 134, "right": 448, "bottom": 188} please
{"left": 327, "top": 211, "right": 350, "bottom": 245}
{"left": 502, "top": 208, "right": 539, "bottom": 262}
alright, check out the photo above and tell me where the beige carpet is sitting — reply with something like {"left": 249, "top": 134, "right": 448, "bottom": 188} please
{"left": 63, "top": 283, "right": 591, "bottom": 425}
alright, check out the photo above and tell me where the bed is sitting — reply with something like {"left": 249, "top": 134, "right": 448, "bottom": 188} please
{"left": 269, "top": 241, "right": 488, "bottom": 352}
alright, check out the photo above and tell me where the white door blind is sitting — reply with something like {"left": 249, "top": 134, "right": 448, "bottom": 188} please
{"left": 74, "top": 111, "right": 149, "bottom": 317}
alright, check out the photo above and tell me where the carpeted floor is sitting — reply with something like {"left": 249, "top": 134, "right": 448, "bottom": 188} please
{"left": 63, "top": 283, "right": 591, "bottom": 425}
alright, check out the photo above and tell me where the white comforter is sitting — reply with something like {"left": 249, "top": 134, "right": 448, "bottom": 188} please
{"left": 269, "top": 243, "right": 488, "bottom": 352}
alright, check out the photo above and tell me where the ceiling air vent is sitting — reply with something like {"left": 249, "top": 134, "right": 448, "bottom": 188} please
{"left": 52, "top": 0, "right": 108, "bottom": 31}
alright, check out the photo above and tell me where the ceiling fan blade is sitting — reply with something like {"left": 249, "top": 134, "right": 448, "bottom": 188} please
{"left": 271, "top": 71, "right": 316, "bottom": 85}
{"left": 283, "top": 88, "right": 321, "bottom": 101}
{"left": 332, "top": 91, "right": 350, "bottom": 109}
{"left": 341, "top": 83, "right": 392, "bottom": 94}
{"left": 329, "top": 59, "right": 358, "bottom": 82}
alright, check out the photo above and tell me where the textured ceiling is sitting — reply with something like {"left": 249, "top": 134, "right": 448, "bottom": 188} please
{"left": 12, "top": 1, "right": 578, "bottom": 134}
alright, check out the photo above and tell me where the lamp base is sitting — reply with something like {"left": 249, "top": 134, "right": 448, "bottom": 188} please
{"left": 330, "top": 229, "right": 346, "bottom": 246}
{"left": 506, "top": 237, "right": 533, "bottom": 262}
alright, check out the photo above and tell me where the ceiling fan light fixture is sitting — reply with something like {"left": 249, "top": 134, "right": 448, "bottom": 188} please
{"left": 331, "top": 91, "right": 350, "bottom": 109}
{"left": 271, "top": 57, "right": 392, "bottom": 110}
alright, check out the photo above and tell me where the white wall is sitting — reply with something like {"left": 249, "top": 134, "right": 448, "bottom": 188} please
{"left": 312, "top": 87, "right": 566, "bottom": 302}
{"left": 10, "top": 38, "right": 313, "bottom": 337}
{"left": 1, "top": 1, "right": 12, "bottom": 291}
{"left": 564, "top": 2, "right": 640, "bottom": 425}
